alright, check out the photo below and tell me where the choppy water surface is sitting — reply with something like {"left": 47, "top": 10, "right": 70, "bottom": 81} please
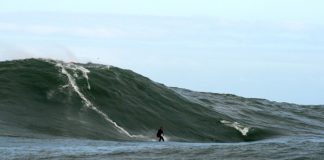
{"left": 1, "top": 136, "right": 323, "bottom": 160}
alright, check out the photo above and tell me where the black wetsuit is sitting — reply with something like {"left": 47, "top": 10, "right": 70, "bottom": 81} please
{"left": 156, "top": 129, "right": 164, "bottom": 142}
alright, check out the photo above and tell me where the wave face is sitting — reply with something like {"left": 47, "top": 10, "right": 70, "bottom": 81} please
{"left": 0, "top": 59, "right": 323, "bottom": 142}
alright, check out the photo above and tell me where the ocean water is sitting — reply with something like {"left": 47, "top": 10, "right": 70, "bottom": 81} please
{"left": 0, "top": 59, "right": 323, "bottom": 159}
{"left": 1, "top": 136, "right": 323, "bottom": 160}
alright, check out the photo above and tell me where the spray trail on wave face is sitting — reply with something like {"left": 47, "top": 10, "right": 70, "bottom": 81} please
{"left": 54, "top": 61, "right": 146, "bottom": 139}
{"left": 221, "top": 120, "right": 250, "bottom": 136}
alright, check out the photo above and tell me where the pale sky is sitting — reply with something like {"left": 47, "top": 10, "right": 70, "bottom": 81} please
{"left": 0, "top": 0, "right": 324, "bottom": 104}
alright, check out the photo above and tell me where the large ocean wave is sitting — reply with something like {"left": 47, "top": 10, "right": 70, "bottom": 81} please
{"left": 0, "top": 59, "right": 323, "bottom": 142}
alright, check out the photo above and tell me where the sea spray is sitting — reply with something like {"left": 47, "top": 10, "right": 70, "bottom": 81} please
{"left": 221, "top": 120, "right": 250, "bottom": 136}
{"left": 55, "top": 61, "right": 146, "bottom": 139}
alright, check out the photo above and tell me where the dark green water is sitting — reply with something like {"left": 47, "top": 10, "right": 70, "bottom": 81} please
{"left": 0, "top": 59, "right": 323, "bottom": 143}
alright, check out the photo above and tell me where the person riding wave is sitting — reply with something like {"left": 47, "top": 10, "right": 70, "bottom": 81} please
{"left": 156, "top": 127, "right": 164, "bottom": 142}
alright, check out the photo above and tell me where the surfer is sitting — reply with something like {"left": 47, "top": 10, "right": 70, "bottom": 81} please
{"left": 156, "top": 127, "right": 164, "bottom": 142}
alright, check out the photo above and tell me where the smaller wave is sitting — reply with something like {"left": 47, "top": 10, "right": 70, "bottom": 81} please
{"left": 221, "top": 120, "right": 250, "bottom": 136}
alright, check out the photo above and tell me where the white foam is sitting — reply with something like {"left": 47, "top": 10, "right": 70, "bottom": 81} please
{"left": 64, "top": 63, "right": 91, "bottom": 90}
{"left": 221, "top": 120, "right": 250, "bottom": 136}
{"left": 54, "top": 61, "right": 146, "bottom": 139}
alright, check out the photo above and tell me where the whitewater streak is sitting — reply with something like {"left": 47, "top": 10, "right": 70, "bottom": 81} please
{"left": 221, "top": 120, "right": 250, "bottom": 136}
{"left": 54, "top": 61, "right": 144, "bottom": 139}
